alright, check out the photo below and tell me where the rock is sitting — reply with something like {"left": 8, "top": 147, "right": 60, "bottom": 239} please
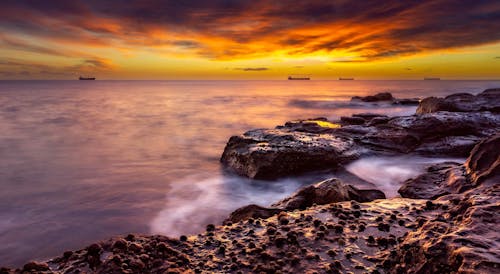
{"left": 391, "top": 134, "right": 500, "bottom": 273}
{"left": 416, "top": 88, "right": 500, "bottom": 114}
{"left": 221, "top": 103, "right": 499, "bottom": 179}
{"left": 282, "top": 118, "right": 340, "bottom": 134}
{"left": 367, "top": 116, "right": 390, "bottom": 126}
{"left": 86, "top": 243, "right": 102, "bottom": 256}
{"left": 400, "top": 133, "right": 500, "bottom": 199}
{"left": 465, "top": 132, "right": 500, "bottom": 184}
{"left": 220, "top": 128, "right": 359, "bottom": 179}
{"left": 398, "top": 162, "right": 468, "bottom": 199}
{"left": 352, "top": 113, "right": 388, "bottom": 120}
{"left": 23, "top": 261, "right": 49, "bottom": 271}
{"left": 415, "top": 96, "right": 459, "bottom": 114}
{"left": 225, "top": 178, "right": 385, "bottom": 223}
{"left": 272, "top": 178, "right": 385, "bottom": 210}
{"left": 340, "top": 116, "right": 366, "bottom": 125}
{"left": 392, "top": 98, "right": 420, "bottom": 105}
{"left": 414, "top": 135, "right": 481, "bottom": 157}
{"left": 361, "top": 111, "right": 500, "bottom": 153}
{"left": 351, "top": 92, "right": 394, "bottom": 102}
{"left": 112, "top": 238, "right": 128, "bottom": 250}
{"left": 224, "top": 204, "right": 283, "bottom": 224}
{"left": 360, "top": 126, "right": 420, "bottom": 153}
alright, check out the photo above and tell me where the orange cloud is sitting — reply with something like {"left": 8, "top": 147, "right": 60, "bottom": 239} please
{"left": 1, "top": 0, "right": 499, "bottom": 79}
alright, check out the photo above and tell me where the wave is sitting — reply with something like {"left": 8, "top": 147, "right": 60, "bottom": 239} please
{"left": 149, "top": 174, "right": 306, "bottom": 236}
{"left": 346, "top": 156, "right": 465, "bottom": 198}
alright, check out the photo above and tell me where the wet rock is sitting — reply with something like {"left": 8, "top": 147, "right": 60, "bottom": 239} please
{"left": 361, "top": 111, "right": 500, "bottom": 154}
{"left": 340, "top": 116, "right": 366, "bottom": 125}
{"left": 351, "top": 92, "right": 394, "bottom": 102}
{"left": 221, "top": 91, "right": 499, "bottom": 180}
{"left": 87, "top": 243, "right": 102, "bottom": 256}
{"left": 416, "top": 88, "right": 500, "bottom": 114}
{"left": 23, "top": 261, "right": 49, "bottom": 271}
{"left": 352, "top": 113, "right": 388, "bottom": 120}
{"left": 414, "top": 135, "right": 481, "bottom": 157}
{"left": 415, "top": 96, "right": 457, "bottom": 114}
{"left": 392, "top": 98, "right": 420, "bottom": 105}
{"left": 398, "top": 162, "right": 468, "bottom": 199}
{"left": 224, "top": 204, "right": 283, "bottom": 224}
{"left": 390, "top": 134, "right": 500, "bottom": 274}
{"left": 112, "top": 238, "right": 128, "bottom": 250}
{"left": 272, "top": 178, "right": 385, "bottom": 210}
{"left": 220, "top": 127, "right": 359, "bottom": 179}
{"left": 465, "top": 132, "right": 500, "bottom": 184}
{"left": 367, "top": 116, "right": 390, "bottom": 126}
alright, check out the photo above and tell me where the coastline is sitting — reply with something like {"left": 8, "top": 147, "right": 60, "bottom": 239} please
{"left": 1, "top": 89, "right": 499, "bottom": 273}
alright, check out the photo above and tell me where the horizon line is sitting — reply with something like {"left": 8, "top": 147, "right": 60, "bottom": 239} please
{"left": 1, "top": 78, "right": 500, "bottom": 81}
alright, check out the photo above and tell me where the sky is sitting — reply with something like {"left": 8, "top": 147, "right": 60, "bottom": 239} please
{"left": 1, "top": 0, "right": 500, "bottom": 80}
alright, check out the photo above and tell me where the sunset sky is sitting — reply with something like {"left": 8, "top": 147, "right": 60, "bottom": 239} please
{"left": 1, "top": 0, "right": 499, "bottom": 80}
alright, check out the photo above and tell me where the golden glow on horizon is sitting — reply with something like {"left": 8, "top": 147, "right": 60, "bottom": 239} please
{"left": 2, "top": 37, "right": 499, "bottom": 80}
{"left": 1, "top": 1, "right": 499, "bottom": 80}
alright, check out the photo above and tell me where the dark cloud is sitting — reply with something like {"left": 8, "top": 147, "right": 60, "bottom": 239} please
{"left": 171, "top": 40, "right": 203, "bottom": 49}
{"left": 0, "top": 0, "right": 499, "bottom": 60}
{"left": 234, "top": 67, "right": 269, "bottom": 71}
{"left": 496, "top": 56, "right": 500, "bottom": 59}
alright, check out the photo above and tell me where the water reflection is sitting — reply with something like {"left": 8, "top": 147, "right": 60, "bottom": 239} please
{"left": 1, "top": 80, "right": 499, "bottom": 266}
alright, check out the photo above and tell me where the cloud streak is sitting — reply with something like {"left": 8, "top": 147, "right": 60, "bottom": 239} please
{"left": 0, "top": 0, "right": 499, "bottom": 73}
{"left": 234, "top": 67, "right": 269, "bottom": 71}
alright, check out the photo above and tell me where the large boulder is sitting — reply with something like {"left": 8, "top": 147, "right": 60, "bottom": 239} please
{"left": 272, "top": 178, "right": 385, "bottom": 210}
{"left": 220, "top": 127, "right": 360, "bottom": 180}
{"left": 416, "top": 88, "right": 500, "bottom": 114}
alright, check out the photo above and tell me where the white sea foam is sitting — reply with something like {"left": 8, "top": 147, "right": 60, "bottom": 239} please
{"left": 346, "top": 156, "right": 465, "bottom": 197}
{"left": 149, "top": 174, "right": 304, "bottom": 236}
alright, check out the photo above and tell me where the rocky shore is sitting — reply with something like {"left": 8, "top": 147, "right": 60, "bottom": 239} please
{"left": 1, "top": 90, "right": 499, "bottom": 273}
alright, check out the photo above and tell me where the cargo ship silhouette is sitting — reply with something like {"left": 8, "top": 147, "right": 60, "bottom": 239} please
{"left": 288, "top": 75, "right": 310, "bottom": 80}
{"left": 79, "top": 76, "right": 96, "bottom": 80}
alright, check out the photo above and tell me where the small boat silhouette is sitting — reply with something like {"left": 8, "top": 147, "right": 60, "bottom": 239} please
{"left": 79, "top": 76, "right": 96, "bottom": 80}
{"left": 339, "top": 77, "right": 354, "bottom": 80}
{"left": 288, "top": 75, "right": 310, "bottom": 80}
{"left": 424, "top": 77, "right": 440, "bottom": 80}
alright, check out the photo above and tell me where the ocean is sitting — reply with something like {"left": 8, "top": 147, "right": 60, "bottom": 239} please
{"left": 1, "top": 80, "right": 499, "bottom": 266}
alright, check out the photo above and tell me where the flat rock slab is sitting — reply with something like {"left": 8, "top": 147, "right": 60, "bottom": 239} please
{"left": 220, "top": 127, "right": 360, "bottom": 179}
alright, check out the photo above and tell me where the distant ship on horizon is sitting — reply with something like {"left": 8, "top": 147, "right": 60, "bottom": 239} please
{"left": 288, "top": 75, "right": 310, "bottom": 80}
{"left": 79, "top": 76, "right": 96, "bottom": 80}
{"left": 339, "top": 77, "right": 354, "bottom": 80}
{"left": 424, "top": 77, "right": 440, "bottom": 80}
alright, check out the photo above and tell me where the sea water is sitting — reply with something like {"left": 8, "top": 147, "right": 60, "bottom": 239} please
{"left": 0, "top": 80, "right": 498, "bottom": 266}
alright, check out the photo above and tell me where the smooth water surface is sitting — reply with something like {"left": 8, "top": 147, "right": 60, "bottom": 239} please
{"left": 1, "top": 80, "right": 498, "bottom": 266}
